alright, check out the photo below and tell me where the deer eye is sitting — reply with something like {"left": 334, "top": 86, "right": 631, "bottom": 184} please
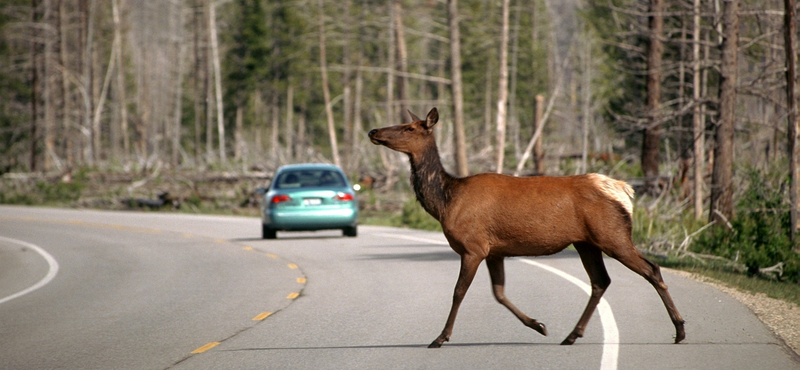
{"left": 404, "top": 126, "right": 415, "bottom": 132}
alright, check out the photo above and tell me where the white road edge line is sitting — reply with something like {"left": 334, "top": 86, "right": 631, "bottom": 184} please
{"left": 373, "top": 232, "right": 618, "bottom": 370}
{"left": 0, "top": 236, "right": 60, "bottom": 306}
{"left": 518, "top": 258, "right": 619, "bottom": 370}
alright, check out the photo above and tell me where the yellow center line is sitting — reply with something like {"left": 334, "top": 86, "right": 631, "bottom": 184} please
{"left": 6, "top": 214, "right": 305, "bottom": 355}
{"left": 191, "top": 342, "right": 220, "bottom": 354}
{"left": 252, "top": 312, "right": 273, "bottom": 321}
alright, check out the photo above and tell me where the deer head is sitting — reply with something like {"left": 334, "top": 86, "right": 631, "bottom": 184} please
{"left": 368, "top": 108, "right": 439, "bottom": 155}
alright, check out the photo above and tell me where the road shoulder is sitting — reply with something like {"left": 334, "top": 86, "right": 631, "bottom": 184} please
{"left": 666, "top": 268, "right": 800, "bottom": 357}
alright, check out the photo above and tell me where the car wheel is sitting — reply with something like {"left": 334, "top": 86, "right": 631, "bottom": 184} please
{"left": 262, "top": 224, "right": 277, "bottom": 239}
{"left": 343, "top": 226, "right": 357, "bottom": 237}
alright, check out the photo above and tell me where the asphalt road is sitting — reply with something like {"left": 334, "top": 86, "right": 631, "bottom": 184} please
{"left": 0, "top": 205, "right": 798, "bottom": 370}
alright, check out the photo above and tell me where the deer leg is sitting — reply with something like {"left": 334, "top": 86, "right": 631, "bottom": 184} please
{"left": 429, "top": 253, "right": 482, "bottom": 348}
{"left": 562, "top": 242, "right": 611, "bottom": 345}
{"left": 485, "top": 256, "right": 547, "bottom": 336}
{"left": 612, "top": 247, "right": 685, "bottom": 343}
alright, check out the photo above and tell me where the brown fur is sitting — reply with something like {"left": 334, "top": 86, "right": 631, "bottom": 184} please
{"left": 369, "top": 107, "right": 685, "bottom": 348}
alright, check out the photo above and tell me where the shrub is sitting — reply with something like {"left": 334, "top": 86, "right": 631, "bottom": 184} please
{"left": 36, "top": 177, "right": 85, "bottom": 203}
{"left": 0, "top": 192, "right": 36, "bottom": 205}
{"left": 185, "top": 193, "right": 202, "bottom": 208}
{"left": 692, "top": 168, "right": 800, "bottom": 282}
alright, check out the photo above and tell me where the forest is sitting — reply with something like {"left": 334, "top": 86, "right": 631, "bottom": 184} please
{"left": 1, "top": 0, "right": 800, "bottom": 283}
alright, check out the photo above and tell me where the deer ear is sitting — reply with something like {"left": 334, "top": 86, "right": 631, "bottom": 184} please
{"left": 424, "top": 107, "right": 439, "bottom": 130}
{"left": 408, "top": 110, "right": 421, "bottom": 122}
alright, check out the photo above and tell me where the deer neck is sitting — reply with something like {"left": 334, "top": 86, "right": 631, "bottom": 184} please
{"left": 409, "top": 143, "right": 454, "bottom": 221}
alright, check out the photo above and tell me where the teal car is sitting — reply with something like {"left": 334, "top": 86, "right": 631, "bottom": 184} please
{"left": 261, "top": 164, "right": 358, "bottom": 239}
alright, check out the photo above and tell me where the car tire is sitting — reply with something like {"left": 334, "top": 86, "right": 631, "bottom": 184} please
{"left": 343, "top": 226, "right": 357, "bottom": 237}
{"left": 262, "top": 224, "right": 277, "bottom": 239}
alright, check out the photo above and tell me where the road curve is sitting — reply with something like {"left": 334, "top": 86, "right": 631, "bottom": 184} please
{"left": 0, "top": 206, "right": 797, "bottom": 370}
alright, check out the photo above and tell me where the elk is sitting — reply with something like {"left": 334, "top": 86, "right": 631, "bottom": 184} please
{"left": 368, "top": 108, "right": 685, "bottom": 348}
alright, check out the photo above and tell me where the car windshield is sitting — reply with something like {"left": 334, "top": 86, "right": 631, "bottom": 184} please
{"left": 274, "top": 169, "right": 347, "bottom": 189}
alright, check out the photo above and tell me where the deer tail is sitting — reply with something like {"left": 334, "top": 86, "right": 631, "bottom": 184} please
{"left": 588, "top": 173, "right": 635, "bottom": 216}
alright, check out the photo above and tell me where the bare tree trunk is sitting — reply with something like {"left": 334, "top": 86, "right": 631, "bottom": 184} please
{"left": 448, "top": 0, "right": 468, "bottom": 176}
{"left": 192, "top": 0, "right": 202, "bottom": 164}
{"left": 436, "top": 58, "right": 445, "bottom": 109}
{"left": 205, "top": 11, "right": 213, "bottom": 163}
{"left": 43, "top": 0, "right": 56, "bottom": 171}
{"left": 692, "top": 0, "right": 705, "bottom": 219}
{"left": 253, "top": 90, "right": 263, "bottom": 152}
{"left": 710, "top": 0, "right": 739, "bottom": 226}
{"left": 533, "top": 94, "right": 545, "bottom": 174}
{"left": 91, "top": 32, "right": 118, "bottom": 164}
{"left": 57, "top": 0, "right": 73, "bottom": 166}
{"left": 171, "top": 0, "right": 185, "bottom": 167}
{"left": 318, "top": 0, "right": 340, "bottom": 167}
{"left": 494, "top": 0, "right": 510, "bottom": 173}
{"left": 581, "top": 37, "right": 591, "bottom": 174}
{"left": 340, "top": 0, "right": 352, "bottom": 170}
{"left": 642, "top": 0, "right": 663, "bottom": 195}
{"left": 83, "top": 0, "right": 95, "bottom": 164}
{"left": 112, "top": 0, "right": 128, "bottom": 162}
{"left": 270, "top": 93, "right": 279, "bottom": 161}
{"left": 136, "top": 48, "right": 148, "bottom": 162}
{"left": 783, "top": 0, "right": 799, "bottom": 242}
{"left": 509, "top": 3, "right": 521, "bottom": 162}
{"left": 91, "top": 46, "right": 109, "bottom": 165}
{"left": 771, "top": 38, "right": 781, "bottom": 163}
{"left": 208, "top": 0, "right": 225, "bottom": 162}
{"left": 30, "top": 0, "right": 41, "bottom": 171}
{"left": 484, "top": 63, "right": 492, "bottom": 150}
{"left": 393, "top": 0, "right": 409, "bottom": 120}
{"left": 298, "top": 75, "right": 310, "bottom": 154}
{"left": 285, "top": 85, "right": 294, "bottom": 161}
{"left": 353, "top": 65, "right": 363, "bottom": 152}
{"left": 677, "top": 20, "right": 687, "bottom": 163}
{"left": 386, "top": 1, "right": 395, "bottom": 126}
{"left": 353, "top": 36, "right": 364, "bottom": 168}
{"left": 343, "top": 82, "right": 352, "bottom": 166}
{"left": 352, "top": 0, "right": 366, "bottom": 162}
{"left": 234, "top": 105, "right": 243, "bottom": 161}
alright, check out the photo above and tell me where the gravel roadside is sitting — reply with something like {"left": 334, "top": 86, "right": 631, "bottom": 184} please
{"left": 668, "top": 269, "right": 800, "bottom": 356}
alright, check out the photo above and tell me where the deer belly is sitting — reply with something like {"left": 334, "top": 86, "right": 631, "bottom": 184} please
{"left": 488, "top": 221, "right": 582, "bottom": 257}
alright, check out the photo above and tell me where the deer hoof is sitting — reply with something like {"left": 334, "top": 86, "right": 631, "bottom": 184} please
{"left": 674, "top": 328, "right": 686, "bottom": 344}
{"left": 428, "top": 335, "right": 448, "bottom": 348}
{"left": 673, "top": 320, "right": 686, "bottom": 344}
{"left": 526, "top": 320, "right": 547, "bottom": 336}
{"left": 560, "top": 333, "right": 581, "bottom": 345}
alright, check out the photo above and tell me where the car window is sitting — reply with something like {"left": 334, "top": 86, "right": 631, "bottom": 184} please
{"left": 274, "top": 169, "right": 346, "bottom": 189}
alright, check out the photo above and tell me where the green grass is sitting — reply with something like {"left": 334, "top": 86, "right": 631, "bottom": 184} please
{"left": 651, "top": 255, "right": 800, "bottom": 306}
{"left": 358, "top": 209, "right": 404, "bottom": 227}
